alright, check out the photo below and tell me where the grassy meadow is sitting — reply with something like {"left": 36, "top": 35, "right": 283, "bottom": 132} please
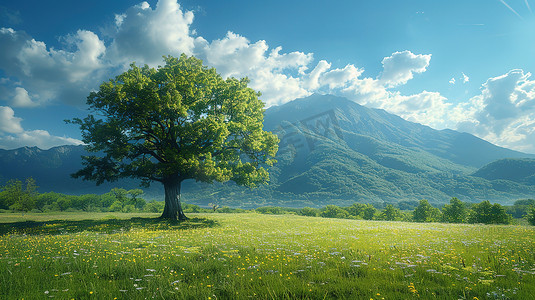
{"left": 1, "top": 212, "right": 534, "bottom": 299}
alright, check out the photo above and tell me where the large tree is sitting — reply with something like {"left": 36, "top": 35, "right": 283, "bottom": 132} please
{"left": 69, "top": 55, "right": 279, "bottom": 220}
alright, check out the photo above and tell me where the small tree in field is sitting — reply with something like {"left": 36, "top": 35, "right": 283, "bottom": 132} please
{"left": 413, "top": 199, "right": 441, "bottom": 222}
{"left": 441, "top": 197, "right": 467, "bottom": 223}
{"left": 69, "top": 55, "right": 279, "bottom": 220}
{"left": 379, "top": 204, "right": 402, "bottom": 221}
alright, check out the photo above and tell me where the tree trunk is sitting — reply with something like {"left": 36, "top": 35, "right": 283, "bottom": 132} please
{"left": 160, "top": 176, "right": 188, "bottom": 221}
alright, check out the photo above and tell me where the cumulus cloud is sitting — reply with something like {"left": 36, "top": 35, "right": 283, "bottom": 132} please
{"left": 0, "top": 27, "right": 106, "bottom": 106}
{"left": 320, "top": 65, "right": 364, "bottom": 89}
{"left": 12, "top": 87, "right": 38, "bottom": 107}
{"left": 379, "top": 50, "right": 431, "bottom": 87}
{"left": 197, "top": 31, "right": 315, "bottom": 106}
{"left": 452, "top": 69, "right": 535, "bottom": 152}
{"left": 0, "top": 1, "right": 433, "bottom": 109}
{"left": 389, "top": 91, "right": 456, "bottom": 129}
{"left": 109, "top": 0, "right": 198, "bottom": 66}
{"left": 2, "top": 0, "right": 534, "bottom": 152}
{"left": 0, "top": 106, "right": 23, "bottom": 133}
{"left": 303, "top": 60, "right": 331, "bottom": 90}
{"left": 0, "top": 106, "right": 83, "bottom": 149}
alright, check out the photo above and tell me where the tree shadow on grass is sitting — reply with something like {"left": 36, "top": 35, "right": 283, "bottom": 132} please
{"left": 0, "top": 216, "right": 219, "bottom": 236}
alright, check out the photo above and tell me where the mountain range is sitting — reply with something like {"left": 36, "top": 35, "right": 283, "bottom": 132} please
{"left": 1, "top": 94, "right": 535, "bottom": 207}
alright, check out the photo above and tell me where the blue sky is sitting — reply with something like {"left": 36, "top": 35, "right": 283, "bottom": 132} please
{"left": 1, "top": 0, "right": 535, "bottom": 153}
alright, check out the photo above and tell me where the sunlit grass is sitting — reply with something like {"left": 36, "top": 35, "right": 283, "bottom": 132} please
{"left": 1, "top": 212, "right": 534, "bottom": 299}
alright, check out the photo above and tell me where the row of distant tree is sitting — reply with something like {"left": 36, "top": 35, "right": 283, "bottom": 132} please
{"left": 284, "top": 198, "right": 534, "bottom": 225}
{"left": 1, "top": 178, "right": 534, "bottom": 225}
{"left": 186, "top": 198, "right": 535, "bottom": 225}
{"left": 0, "top": 178, "right": 163, "bottom": 213}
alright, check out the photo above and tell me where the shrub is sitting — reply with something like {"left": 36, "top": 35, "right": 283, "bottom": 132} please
{"left": 468, "top": 201, "right": 512, "bottom": 224}
{"left": 299, "top": 207, "right": 320, "bottom": 217}
{"left": 122, "top": 204, "right": 136, "bottom": 213}
{"left": 217, "top": 206, "right": 234, "bottom": 213}
{"left": 143, "top": 201, "right": 164, "bottom": 213}
{"left": 256, "top": 206, "right": 284, "bottom": 215}
{"left": 442, "top": 197, "right": 467, "bottom": 223}
{"left": 526, "top": 206, "right": 535, "bottom": 226}
{"left": 362, "top": 204, "right": 377, "bottom": 220}
{"left": 183, "top": 203, "right": 201, "bottom": 213}
{"left": 413, "top": 199, "right": 441, "bottom": 222}
{"left": 109, "top": 201, "right": 124, "bottom": 212}
{"left": 378, "top": 204, "right": 403, "bottom": 221}
{"left": 320, "top": 205, "right": 349, "bottom": 219}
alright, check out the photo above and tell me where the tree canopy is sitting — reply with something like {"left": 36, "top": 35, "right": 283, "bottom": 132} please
{"left": 413, "top": 199, "right": 441, "bottom": 222}
{"left": 441, "top": 197, "right": 467, "bottom": 223}
{"left": 69, "top": 54, "right": 279, "bottom": 220}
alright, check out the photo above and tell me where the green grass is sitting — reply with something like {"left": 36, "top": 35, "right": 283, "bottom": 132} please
{"left": 1, "top": 212, "right": 534, "bottom": 299}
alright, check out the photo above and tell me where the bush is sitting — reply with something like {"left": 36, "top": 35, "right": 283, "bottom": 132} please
{"left": 378, "top": 204, "right": 403, "bottom": 221}
{"left": 413, "top": 199, "right": 441, "bottom": 222}
{"left": 442, "top": 197, "right": 467, "bottom": 223}
{"left": 183, "top": 203, "right": 202, "bottom": 213}
{"left": 320, "top": 205, "right": 349, "bottom": 219}
{"left": 345, "top": 203, "right": 366, "bottom": 218}
{"left": 122, "top": 204, "right": 136, "bottom": 213}
{"left": 217, "top": 206, "right": 234, "bottom": 213}
{"left": 256, "top": 206, "right": 284, "bottom": 215}
{"left": 468, "top": 201, "right": 512, "bottom": 224}
{"left": 526, "top": 206, "right": 535, "bottom": 226}
{"left": 144, "top": 201, "right": 164, "bottom": 213}
{"left": 109, "top": 201, "right": 124, "bottom": 212}
{"left": 299, "top": 207, "right": 320, "bottom": 217}
{"left": 362, "top": 204, "right": 377, "bottom": 220}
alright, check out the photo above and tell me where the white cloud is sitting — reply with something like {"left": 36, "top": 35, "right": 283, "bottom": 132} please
{"left": 0, "top": 106, "right": 83, "bottom": 149}
{"left": 462, "top": 72, "right": 469, "bottom": 83}
{"left": 454, "top": 69, "right": 535, "bottom": 152}
{"left": 388, "top": 91, "right": 455, "bottom": 129}
{"left": 303, "top": 60, "right": 331, "bottom": 90}
{"left": 320, "top": 64, "right": 364, "bottom": 89}
{"left": 449, "top": 73, "right": 469, "bottom": 85}
{"left": 0, "top": 106, "right": 23, "bottom": 133}
{"left": 108, "top": 0, "right": 198, "bottom": 67}
{"left": 2, "top": 0, "right": 535, "bottom": 153}
{"left": 0, "top": 130, "right": 84, "bottom": 150}
{"left": 379, "top": 50, "right": 431, "bottom": 87}
{"left": 197, "top": 32, "right": 271, "bottom": 78}
{"left": 0, "top": 2, "right": 432, "bottom": 110}
{"left": 0, "top": 28, "right": 106, "bottom": 106}
{"left": 12, "top": 87, "right": 38, "bottom": 107}
{"left": 197, "top": 31, "right": 314, "bottom": 106}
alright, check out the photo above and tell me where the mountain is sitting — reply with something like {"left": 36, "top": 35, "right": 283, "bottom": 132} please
{"left": 1, "top": 94, "right": 534, "bottom": 207}
{"left": 473, "top": 158, "right": 535, "bottom": 184}
{"left": 0, "top": 145, "right": 155, "bottom": 195}
{"left": 263, "top": 94, "right": 531, "bottom": 169}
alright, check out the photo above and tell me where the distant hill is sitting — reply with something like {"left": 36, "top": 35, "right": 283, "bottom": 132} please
{"left": 472, "top": 158, "right": 535, "bottom": 184}
{"left": 1, "top": 94, "right": 534, "bottom": 207}
{"left": 0, "top": 145, "right": 156, "bottom": 196}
